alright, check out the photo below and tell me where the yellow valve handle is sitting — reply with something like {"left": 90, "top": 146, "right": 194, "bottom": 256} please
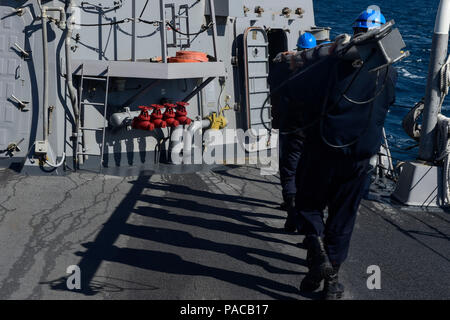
{"left": 206, "top": 104, "right": 231, "bottom": 130}
{"left": 219, "top": 105, "right": 231, "bottom": 117}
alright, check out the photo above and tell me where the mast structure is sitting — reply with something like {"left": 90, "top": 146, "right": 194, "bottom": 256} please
{"left": 418, "top": 0, "right": 450, "bottom": 161}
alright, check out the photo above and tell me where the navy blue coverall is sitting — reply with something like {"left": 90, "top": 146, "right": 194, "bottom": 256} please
{"left": 269, "top": 54, "right": 305, "bottom": 202}
{"left": 289, "top": 55, "right": 397, "bottom": 265}
{"left": 279, "top": 130, "right": 303, "bottom": 202}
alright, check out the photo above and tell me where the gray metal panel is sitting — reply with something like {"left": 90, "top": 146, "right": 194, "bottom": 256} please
{"left": 0, "top": 5, "right": 31, "bottom": 158}
{"left": 0, "top": 0, "right": 320, "bottom": 170}
{"left": 70, "top": 60, "right": 226, "bottom": 79}
{"left": 205, "top": 0, "right": 244, "bottom": 17}
{"left": 243, "top": 0, "right": 315, "bottom": 26}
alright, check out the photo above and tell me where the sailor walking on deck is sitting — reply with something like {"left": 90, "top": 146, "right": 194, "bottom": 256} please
{"left": 275, "top": 33, "right": 317, "bottom": 232}
{"left": 287, "top": 7, "right": 398, "bottom": 299}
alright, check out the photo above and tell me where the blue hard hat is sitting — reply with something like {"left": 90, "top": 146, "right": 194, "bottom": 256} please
{"left": 353, "top": 7, "right": 386, "bottom": 29}
{"left": 297, "top": 32, "right": 317, "bottom": 49}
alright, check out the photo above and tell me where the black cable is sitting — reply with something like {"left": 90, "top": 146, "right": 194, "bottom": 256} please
{"left": 74, "top": 18, "right": 132, "bottom": 27}
{"left": 166, "top": 21, "right": 213, "bottom": 37}
{"left": 139, "top": 0, "right": 150, "bottom": 19}
{"left": 320, "top": 73, "right": 390, "bottom": 149}
{"left": 80, "top": 1, "right": 123, "bottom": 13}
{"left": 138, "top": 18, "right": 161, "bottom": 25}
{"left": 74, "top": 18, "right": 158, "bottom": 27}
{"left": 320, "top": 98, "right": 376, "bottom": 148}
{"left": 341, "top": 66, "right": 390, "bottom": 105}
{"left": 320, "top": 56, "right": 389, "bottom": 149}
{"left": 73, "top": 17, "right": 211, "bottom": 34}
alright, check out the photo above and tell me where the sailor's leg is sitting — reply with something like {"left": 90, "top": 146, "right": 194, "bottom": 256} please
{"left": 295, "top": 147, "right": 329, "bottom": 236}
{"left": 324, "top": 158, "right": 371, "bottom": 265}
{"left": 296, "top": 149, "right": 335, "bottom": 292}
{"left": 280, "top": 134, "right": 304, "bottom": 231}
{"left": 279, "top": 133, "right": 287, "bottom": 201}
{"left": 280, "top": 134, "right": 303, "bottom": 199}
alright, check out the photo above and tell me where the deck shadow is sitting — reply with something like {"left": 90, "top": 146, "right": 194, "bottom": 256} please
{"left": 43, "top": 171, "right": 306, "bottom": 299}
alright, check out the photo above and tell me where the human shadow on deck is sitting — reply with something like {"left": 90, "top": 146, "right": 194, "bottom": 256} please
{"left": 215, "top": 168, "right": 282, "bottom": 187}
{"left": 138, "top": 180, "right": 282, "bottom": 210}
{"left": 133, "top": 200, "right": 293, "bottom": 246}
{"left": 81, "top": 244, "right": 301, "bottom": 299}
{"left": 124, "top": 216, "right": 305, "bottom": 272}
{"left": 133, "top": 182, "right": 293, "bottom": 246}
{"left": 44, "top": 172, "right": 305, "bottom": 299}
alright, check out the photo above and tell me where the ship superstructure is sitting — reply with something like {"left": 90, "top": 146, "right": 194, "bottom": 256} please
{"left": 0, "top": 0, "right": 329, "bottom": 173}
{"left": 2, "top": 0, "right": 450, "bottom": 210}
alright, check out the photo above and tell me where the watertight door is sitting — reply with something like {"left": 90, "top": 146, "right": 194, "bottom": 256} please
{"left": 243, "top": 27, "right": 271, "bottom": 133}
{"left": 0, "top": 5, "right": 31, "bottom": 159}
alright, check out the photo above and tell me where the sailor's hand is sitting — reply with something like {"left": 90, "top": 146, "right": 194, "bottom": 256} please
{"left": 289, "top": 52, "right": 305, "bottom": 71}
{"left": 273, "top": 51, "right": 294, "bottom": 63}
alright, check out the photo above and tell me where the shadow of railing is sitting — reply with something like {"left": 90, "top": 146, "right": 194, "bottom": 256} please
{"left": 43, "top": 170, "right": 305, "bottom": 299}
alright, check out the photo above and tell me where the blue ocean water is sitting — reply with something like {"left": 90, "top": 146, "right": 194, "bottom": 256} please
{"left": 314, "top": 0, "right": 444, "bottom": 161}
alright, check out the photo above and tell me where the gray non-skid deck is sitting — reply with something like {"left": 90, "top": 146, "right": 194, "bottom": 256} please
{"left": 0, "top": 166, "right": 448, "bottom": 300}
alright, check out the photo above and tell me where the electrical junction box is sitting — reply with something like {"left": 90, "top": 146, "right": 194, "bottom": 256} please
{"left": 205, "top": 0, "right": 244, "bottom": 17}
{"left": 35, "top": 141, "right": 48, "bottom": 155}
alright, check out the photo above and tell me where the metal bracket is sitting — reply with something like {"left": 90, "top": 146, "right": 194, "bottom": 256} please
{"left": 14, "top": 8, "right": 25, "bottom": 17}
{"left": 4, "top": 138, "right": 24, "bottom": 157}
{"left": 182, "top": 77, "right": 215, "bottom": 103}
{"left": 9, "top": 94, "right": 29, "bottom": 111}
{"left": 13, "top": 43, "right": 31, "bottom": 60}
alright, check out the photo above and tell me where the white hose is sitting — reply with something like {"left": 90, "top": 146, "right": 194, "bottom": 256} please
{"left": 36, "top": 1, "right": 67, "bottom": 170}
{"left": 45, "top": 152, "right": 66, "bottom": 168}
{"left": 182, "top": 120, "right": 211, "bottom": 164}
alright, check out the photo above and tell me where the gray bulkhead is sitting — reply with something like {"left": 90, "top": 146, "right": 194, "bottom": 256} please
{"left": 0, "top": 0, "right": 325, "bottom": 172}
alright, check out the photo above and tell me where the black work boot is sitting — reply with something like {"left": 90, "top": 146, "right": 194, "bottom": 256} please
{"left": 323, "top": 264, "right": 344, "bottom": 300}
{"left": 300, "top": 236, "right": 334, "bottom": 292}
{"left": 284, "top": 195, "right": 296, "bottom": 232}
